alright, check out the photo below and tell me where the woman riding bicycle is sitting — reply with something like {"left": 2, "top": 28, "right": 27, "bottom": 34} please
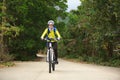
{"left": 41, "top": 20, "right": 61, "bottom": 64}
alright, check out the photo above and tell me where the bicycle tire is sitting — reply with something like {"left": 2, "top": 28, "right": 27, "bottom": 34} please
{"left": 52, "top": 54, "right": 55, "bottom": 71}
{"left": 52, "top": 63, "right": 55, "bottom": 71}
{"left": 49, "top": 52, "right": 51, "bottom": 73}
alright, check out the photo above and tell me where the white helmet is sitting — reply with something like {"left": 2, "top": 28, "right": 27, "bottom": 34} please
{"left": 48, "top": 20, "right": 54, "bottom": 25}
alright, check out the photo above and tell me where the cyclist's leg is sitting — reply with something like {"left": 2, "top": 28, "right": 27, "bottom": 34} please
{"left": 52, "top": 42, "right": 58, "bottom": 63}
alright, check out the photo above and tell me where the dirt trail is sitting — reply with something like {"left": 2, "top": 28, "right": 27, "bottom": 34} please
{"left": 0, "top": 59, "right": 120, "bottom": 80}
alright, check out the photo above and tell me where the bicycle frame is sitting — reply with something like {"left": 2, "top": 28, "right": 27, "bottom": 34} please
{"left": 47, "top": 42, "right": 54, "bottom": 63}
{"left": 47, "top": 42, "right": 55, "bottom": 73}
{"left": 43, "top": 38, "right": 58, "bottom": 73}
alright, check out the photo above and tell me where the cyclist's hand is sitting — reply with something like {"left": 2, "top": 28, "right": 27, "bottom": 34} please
{"left": 57, "top": 37, "right": 60, "bottom": 40}
{"left": 41, "top": 38, "right": 44, "bottom": 40}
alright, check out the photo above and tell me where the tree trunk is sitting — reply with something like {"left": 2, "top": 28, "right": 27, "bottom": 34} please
{"left": 107, "top": 42, "right": 113, "bottom": 57}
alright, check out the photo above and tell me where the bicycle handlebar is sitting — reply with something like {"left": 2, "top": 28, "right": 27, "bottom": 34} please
{"left": 43, "top": 37, "right": 59, "bottom": 42}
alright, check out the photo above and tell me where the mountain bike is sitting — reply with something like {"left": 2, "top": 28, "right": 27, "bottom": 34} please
{"left": 44, "top": 38, "right": 58, "bottom": 73}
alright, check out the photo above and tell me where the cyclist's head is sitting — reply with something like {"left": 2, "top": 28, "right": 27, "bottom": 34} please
{"left": 48, "top": 20, "right": 54, "bottom": 25}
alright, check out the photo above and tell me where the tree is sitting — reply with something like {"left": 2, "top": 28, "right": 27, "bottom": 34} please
{"left": 2, "top": 0, "right": 68, "bottom": 60}
{"left": 60, "top": 0, "right": 120, "bottom": 66}
{"left": 0, "top": 0, "right": 20, "bottom": 61}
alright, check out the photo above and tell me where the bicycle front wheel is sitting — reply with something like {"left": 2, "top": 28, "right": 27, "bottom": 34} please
{"left": 49, "top": 52, "right": 51, "bottom": 73}
{"left": 52, "top": 63, "right": 55, "bottom": 71}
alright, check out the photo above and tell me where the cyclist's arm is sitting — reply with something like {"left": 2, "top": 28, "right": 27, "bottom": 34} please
{"left": 41, "top": 28, "right": 48, "bottom": 39}
{"left": 56, "top": 29, "right": 61, "bottom": 38}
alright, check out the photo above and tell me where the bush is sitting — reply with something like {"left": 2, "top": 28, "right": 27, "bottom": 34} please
{"left": 78, "top": 56, "right": 84, "bottom": 61}
{"left": 0, "top": 54, "right": 14, "bottom": 62}
{"left": 0, "top": 62, "right": 15, "bottom": 67}
{"left": 12, "top": 52, "right": 36, "bottom": 61}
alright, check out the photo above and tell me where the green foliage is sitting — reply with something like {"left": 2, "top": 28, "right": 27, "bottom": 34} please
{"left": 0, "top": 0, "right": 119, "bottom": 67}
{"left": 0, "top": 0, "right": 68, "bottom": 60}
{"left": 0, "top": 62, "right": 15, "bottom": 67}
{"left": 0, "top": 53, "right": 14, "bottom": 62}
{"left": 59, "top": 0, "right": 120, "bottom": 67}
{"left": 0, "top": 26, "right": 21, "bottom": 36}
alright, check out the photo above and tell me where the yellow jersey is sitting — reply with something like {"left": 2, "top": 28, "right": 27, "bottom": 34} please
{"left": 41, "top": 27, "right": 61, "bottom": 42}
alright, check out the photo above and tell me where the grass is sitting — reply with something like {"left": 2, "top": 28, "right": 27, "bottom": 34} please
{"left": 0, "top": 62, "right": 15, "bottom": 68}
{"left": 62, "top": 56, "right": 120, "bottom": 68}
